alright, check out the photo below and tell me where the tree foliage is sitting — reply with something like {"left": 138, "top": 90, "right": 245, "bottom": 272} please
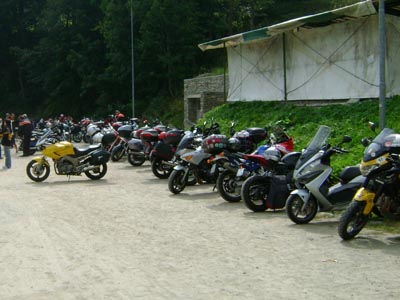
{"left": 0, "top": 0, "right": 358, "bottom": 123}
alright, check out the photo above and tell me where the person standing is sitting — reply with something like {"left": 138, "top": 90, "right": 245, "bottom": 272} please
{"left": 1, "top": 115, "right": 14, "bottom": 169}
{"left": 19, "top": 114, "right": 33, "bottom": 157}
{"left": 10, "top": 113, "right": 18, "bottom": 153}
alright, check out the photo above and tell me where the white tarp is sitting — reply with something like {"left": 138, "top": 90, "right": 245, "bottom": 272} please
{"left": 227, "top": 14, "right": 400, "bottom": 101}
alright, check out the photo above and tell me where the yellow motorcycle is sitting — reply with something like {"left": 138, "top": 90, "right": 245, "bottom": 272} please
{"left": 26, "top": 140, "right": 110, "bottom": 182}
{"left": 338, "top": 125, "right": 400, "bottom": 240}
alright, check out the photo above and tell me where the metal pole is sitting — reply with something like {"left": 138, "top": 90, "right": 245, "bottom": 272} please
{"left": 130, "top": 0, "right": 135, "bottom": 118}
{"left": 282, "top": 33, "right": 287, "bottom": 102}
{"left": 379, "top": 0, "right": 386, "bottom": 130}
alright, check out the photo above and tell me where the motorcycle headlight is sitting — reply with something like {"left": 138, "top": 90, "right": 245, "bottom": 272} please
{"left": 183, "top": 155, "right": 193, "bottom": 162}
{"left": 360, "top": 163, "right": 379, "bottom": 176}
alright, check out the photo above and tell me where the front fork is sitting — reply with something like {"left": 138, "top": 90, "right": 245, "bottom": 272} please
{"left": 352, "top": 187, "right": 376, "bottom": 215}
{"left": 31, "top": 156, "right": 51, "bottom": 173}
{"left": 173, "top": 164, "right": 190, "bottom": 184}
{"left": 288, "top": 188, "right": 312, "bottom": 212}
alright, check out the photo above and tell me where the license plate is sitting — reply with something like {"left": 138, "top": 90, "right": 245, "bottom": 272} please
{"left": 236, "top": 168, "right": 244, "bottom": 177}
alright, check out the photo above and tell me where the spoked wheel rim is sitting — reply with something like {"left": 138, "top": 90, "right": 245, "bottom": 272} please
{"left": 286, "top": 195, "right": 318, "bottom": 224}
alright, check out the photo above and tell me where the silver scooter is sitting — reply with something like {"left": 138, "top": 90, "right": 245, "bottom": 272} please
{"left": 285, "top": 125, "right": 365, "bottom": 224}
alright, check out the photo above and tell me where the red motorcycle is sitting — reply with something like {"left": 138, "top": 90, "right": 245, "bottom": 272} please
{"left": 127, "top": 124, "right": 168, "bottom": 166}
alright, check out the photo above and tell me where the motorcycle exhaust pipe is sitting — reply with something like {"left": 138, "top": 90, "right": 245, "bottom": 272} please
{"left": 83, "top": 165, "right": 100, "bottom": 172}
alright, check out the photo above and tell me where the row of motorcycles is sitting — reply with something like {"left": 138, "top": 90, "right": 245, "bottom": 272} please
{"left": 137, "top": 119, "right": 400, "bottom": 241}
{"left": 25, "top": 116, "right": 400, "bottom": 241}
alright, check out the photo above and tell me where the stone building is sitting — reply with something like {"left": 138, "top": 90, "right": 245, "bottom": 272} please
{"left": 183, "top": 74, "right": 228, "bottom": 128}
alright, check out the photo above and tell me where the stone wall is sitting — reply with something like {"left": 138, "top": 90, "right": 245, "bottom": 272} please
{"left": 183, "top": 74, "right": 229, "bottom": 128}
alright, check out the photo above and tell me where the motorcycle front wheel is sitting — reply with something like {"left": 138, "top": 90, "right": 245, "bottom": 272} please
{"left": 286, "top": 194, "right": 318, "bottom": 224}
{"left": 26, "top": 160, "right": 50, "bottom": 182}
{"left": 127, "top": 152, "right": 146, "bottom": 166}
{"left": 338, "top": 201, "right": 369, "bottom": 240}
{"left": 217, "top": 169, "right": 242, "bottom": 202}
{"left": 168, "top": 169, "right": 187, "bottom": 194}
{"left": 111, "top": 145, "right": 125, "bottom": 162}
{"left": 151, "top": 158, "right": 172, "bottom": 179}
{"left": 241, "top": 175, "right": 270, "bottom": 211}
{"left": 85, "top": 162, "right": 107, "bottom": 180}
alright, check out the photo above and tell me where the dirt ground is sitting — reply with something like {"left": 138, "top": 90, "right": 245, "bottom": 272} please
{"left": 1, "top": 149, "right": 400, "bottom": 300}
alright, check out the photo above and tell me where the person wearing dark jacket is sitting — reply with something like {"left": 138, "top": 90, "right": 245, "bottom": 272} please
{"left": 19, "top": 114, "right": 33, "bottom": 157}
{"left": 1, "top": 116, "right": 14, "bottom": 169}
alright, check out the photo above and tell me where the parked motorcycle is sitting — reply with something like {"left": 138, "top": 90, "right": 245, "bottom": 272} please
{"left": 127, "top": 127, "right": 160, "bottom": 166}
{"left": 168, "top": 134, "right": 227, "bottom": 194}
{"left": 241, "top": 145, "right": 300, "bottom": 211}
{"left": 285, "top": 125, "right": 364, "bottom": 224}
{"left": 26, "top": 139, "right": 111, "bottom": 182}
{"left": 110, "top": 124, "right": 137, "bottom": 162}
{"left": 214, "top": 125, "right": 294, "bottom": 203}
{"left": 338, "top": 125, "right": 400, "bottom": 240}
{"left": 150, "top": 129, "right": 185, "bottom": 179}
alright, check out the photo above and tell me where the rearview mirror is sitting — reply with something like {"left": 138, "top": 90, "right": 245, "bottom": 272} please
{"left": 342, "top": 135, "right": 352, "bottom": 144}
{"left": 368, "top": 121, "right": 376, "bottom": 133}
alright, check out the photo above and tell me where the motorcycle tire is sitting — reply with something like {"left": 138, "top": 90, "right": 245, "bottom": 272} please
{"left": 29, "top": 149, "right": 36, "bottom": 155}
{"left": 26, "top": 160, "right": 50, "bottom": 182}
{"left": 85, "top": 162, "right": 107, "bottom": 180}
{"left": 241, "top": 175, "right": 270, "bottom": 211}
{"left": 128, "top": 152, "right": 146, "bottom": 166}
{"left": 72, "top": 132, "right": 82, "bottom": 143}
{"left": 83, "top": 134, "right": 90, "bottom": 144}
{"left": 168, "top": 169, "right": 187, "bottom": 194}
{"left": 217, "top": 169, "right": 242, "bottom": 203}
{"left": 338, "top": 201, "right": 369, "bottom": 240}
{"left": 111, "top": 145, "right": 125, "bottom": 162}
{"left": 151, "top": 158, "right": 172, "bottom": 179}
{"left": 286, "top": 194, "right": 318, "bottom": 224}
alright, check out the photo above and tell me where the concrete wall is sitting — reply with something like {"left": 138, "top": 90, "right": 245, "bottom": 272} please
{"left": 183, "top": 74, "right": 228, "bottom": 128}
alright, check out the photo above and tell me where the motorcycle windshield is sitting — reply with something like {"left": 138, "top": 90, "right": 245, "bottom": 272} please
{"left": 295, "top": 125, "right": 331, "bottom": 170}
{"left": 363, "top": 128, "right": 395, "bottom": 162}
{"left": 176, "top": 131, "right": 195, "bottom": 152}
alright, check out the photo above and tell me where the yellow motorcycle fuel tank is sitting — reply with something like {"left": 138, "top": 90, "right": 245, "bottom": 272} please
{"left": 42, "top": 141, "right": 75, "bottom": 159}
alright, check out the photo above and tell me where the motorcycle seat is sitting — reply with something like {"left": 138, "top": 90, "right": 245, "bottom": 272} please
{"left": 339, "top": 165, "right": 361, "bottom": 184}
{"left": 73, "top": 144, "right": 102, "bottom": 156}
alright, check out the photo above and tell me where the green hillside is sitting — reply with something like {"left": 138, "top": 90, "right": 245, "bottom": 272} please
{"left": 201, "top": 96, "right": 400, "bottom": 174}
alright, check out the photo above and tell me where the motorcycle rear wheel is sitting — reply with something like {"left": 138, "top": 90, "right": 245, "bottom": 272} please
{"left": 241, "top": 175, "right": 270, "bottom": 211}
{"left": 151, "top": 158, "right": 172, "bottom": 179}
{"left": 338, "top": 201, "right": 369, "bottom": 240}
{"left": 168, "top": 169, "right": 187, "bottom": 194}
{"left": 286, "top": 194, "right": 318, "bottom": 224}
{"left": 217, "top": 169, "right": 242, "bottom": 202}
{"left": 85, "top": 162, "right": 107, "bottom": 180}
{"left": 26, "top": 160, "right": 50, "bottom": 182}
{"left": 72, "top": 132, "right": 82, "bottom": 143}
{"left": 128, "top": 152, "right": 146, "bottom": 166}
{"left": 111, "top": 145, "right": 125, "bottom": 162}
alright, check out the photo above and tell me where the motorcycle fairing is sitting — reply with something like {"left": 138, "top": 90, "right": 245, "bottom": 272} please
{"left": 353, "top": 187, "right": 376, "bottom": 215}
{"left": 42, "top": 141, "right": 75, "bottom": 159}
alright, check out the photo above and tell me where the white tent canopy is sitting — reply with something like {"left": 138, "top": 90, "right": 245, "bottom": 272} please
{"left": 198, "top": 0, "right": 400, "bottom": 102}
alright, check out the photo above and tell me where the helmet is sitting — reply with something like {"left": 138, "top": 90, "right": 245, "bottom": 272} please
{"left": 227, "top": 137, "right": 241, "bottom": 152}
{"left": 92, "top": 132, "right": 104, "bottom": 144}
{"left": 87, "top": 124, "right": 100, "bottom": 137}
{"left": 263, "top": 145, "right": 282, "bottom": 162}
